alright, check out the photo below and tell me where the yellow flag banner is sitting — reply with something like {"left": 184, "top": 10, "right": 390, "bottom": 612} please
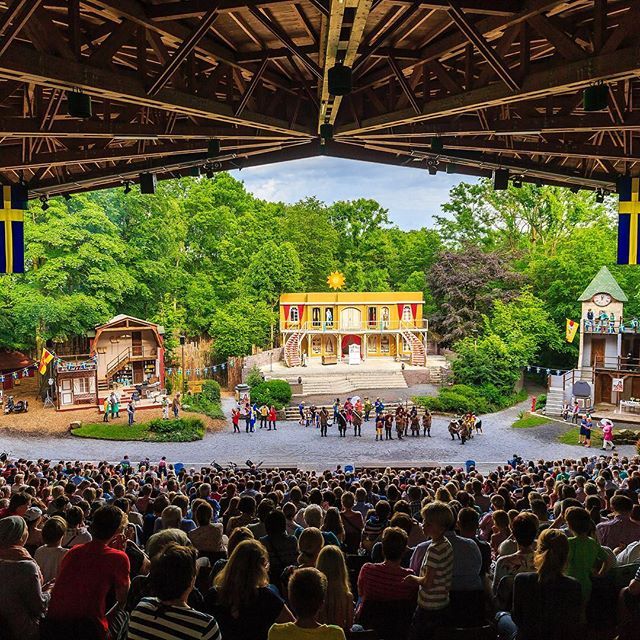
{"left": 38, "top": 348, "right": 54, "bottom": 375}
{"left": 566, "top": 319, "right": 579, "bottom": 343}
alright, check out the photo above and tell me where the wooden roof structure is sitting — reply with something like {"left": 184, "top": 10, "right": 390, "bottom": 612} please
{"left": 0, "top": 0, "right": 639, "bottom": 198}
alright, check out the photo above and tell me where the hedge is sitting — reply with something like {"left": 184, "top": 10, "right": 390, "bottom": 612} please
{"left": 413, "top": 385, "right": 527, "bottom": 415}
{"left": 250, "top": 379, "right": 292, "bottom": 409}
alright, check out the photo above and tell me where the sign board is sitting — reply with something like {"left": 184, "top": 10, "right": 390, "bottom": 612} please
{"left": 348, "top": 343, "right": 361, "bottom": 365}
{"left": 612, "top": 378, "right": 624, "bottom": 392}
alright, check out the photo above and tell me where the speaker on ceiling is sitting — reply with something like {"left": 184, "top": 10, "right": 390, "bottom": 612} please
{"left": 328, "top": 64, "right": 352, "bottom": 96}
{"left": 67, "top": 92, "right": 92, "bottom": 119}
{"left": 583, "top": 84, "right": 608, "bottom": 112}
{"left": 493, "top": 169, "right": 509, "bottom": 190}
{"left": 431, "top": 137, "right": 444, "bottom": 153}
{"left": 207, "top": 139, "right": 221, "bottom": 157}
{"left": 320, "top": 123, "right": 333, "bottom": 141}
{"left": 140, "top": 172, "right": 157, "bottom": 195}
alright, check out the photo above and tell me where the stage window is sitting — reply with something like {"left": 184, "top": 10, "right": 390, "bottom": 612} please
{"left": 368, "top": 307, "right": 377, "bottom": 328}
{"left": 289, "top": 307, "right": 299, "bottom": 322}
{"left": 402, "top": 305, "right": 413, "bottom": 322}
{"left": 312, "top": 307, "right": 321, "bottom": 327}
{"left": 381, "top": 335, "right": 390, "bottom": 353}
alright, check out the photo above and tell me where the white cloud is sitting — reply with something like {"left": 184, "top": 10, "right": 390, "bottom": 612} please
{"left": 230, "top": 156, "right": 476, "bottom": 230}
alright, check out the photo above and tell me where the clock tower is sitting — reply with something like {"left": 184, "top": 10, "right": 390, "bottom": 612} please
{"left": 577, "top": 266, "right": 628, "bottom": 369}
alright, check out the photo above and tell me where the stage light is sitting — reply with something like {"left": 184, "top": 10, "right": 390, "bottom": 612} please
{"left": 512, "top": 176, "right": 523, "bottom": 188}
{"left": 207, "top": 139, "right": 221, "bottom": 157}
{"left": 595, "top": 189, "right": 605, "bottom": 203}
{"left": 123, "top": 181, "right": 132, "bottom": 195}
{"left": 67, "top": 91, "right": 92, "bottom": 118}
{"left": 139, "top": 172, "right": 156, "bottom": 195}
{"left": 189, "top": 166, "right": 201, "bottom": 177}
{"left": 431, "top": 137, "right": 443, "bottom": 153}
{"left": 570, "top": 186, "right": 579, "bottom": 193}
{"left": 328, "top": 63, "right": 352, "bottom": 96}
{"left": 583, "top": 83, "right": 608, "bottom": 112}
{"left": 40, "top": 195, "right": 49, "bottom": 210}
{"left": 63, "top": 193, "right": 72, "bottom": 201}
{"left": 427, "top": 162, "right": 437, "bottom": 175}
{"left": 205, "top": 167, "right": 214, "bottom": 179}
{"left": 493, "top": 169, "right": 509, "bottom": 190}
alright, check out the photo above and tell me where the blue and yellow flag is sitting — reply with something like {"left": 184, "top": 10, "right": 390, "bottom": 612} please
{"left": 617, "top": 177, "right": 640, "bottom": 265}
{"left": 0, "top": 184, "right": 27, "bottom": 273}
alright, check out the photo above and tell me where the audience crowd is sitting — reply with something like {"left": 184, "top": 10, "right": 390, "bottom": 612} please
{"left": 0, "top": 452, "right": 639, "bottom": 640}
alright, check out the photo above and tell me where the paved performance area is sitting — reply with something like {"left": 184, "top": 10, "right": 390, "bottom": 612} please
{"left": 0, "top": 397, "right": 636, "bottom": 469}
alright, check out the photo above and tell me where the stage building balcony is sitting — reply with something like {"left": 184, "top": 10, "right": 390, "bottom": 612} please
{"left": 592, "top": 356, "right": 640, "bottom": 373}
{"left": 281, "top": 319, "right": 428, "bottom": 334}
{"left": 582, "top": 319, "right": 640, "bottom": 334}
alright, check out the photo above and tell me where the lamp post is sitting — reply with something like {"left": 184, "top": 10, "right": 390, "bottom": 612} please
{"left": 180, "top": 335, "right": 186, "bottom": 394}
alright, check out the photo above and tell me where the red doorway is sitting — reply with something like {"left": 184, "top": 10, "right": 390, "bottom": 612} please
{"left": 341, "top": 335, "right": 361, "bottom": 355}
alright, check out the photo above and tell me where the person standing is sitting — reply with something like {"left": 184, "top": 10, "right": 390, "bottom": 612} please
{"left": 422, "top": 409, "right": 432, "bottom": 437}
{"left": 268, "top": 405, "right": 277, "bottom": 431}
{"left": 298, "top": 401, "right": 305, "bottom": 425}
{"left": 384, "top": 412, "right": 393, "bottom": 440}
{"left": 172, "top": 393, "right": 181, "bottom": 418}
{"left": 337, "top": 409, "right": 348, "bottom": 438}
{"left": 259, "top": 404, "right": 268, "bottom": 430}
{"left": 113, "top": 391, "right": 121, "bottom": 419}
{"left": 127, "top": 400, "right": 136, "bottom": 426}
{"left": 364, "top": 397, "right": 372, "bottom": 422}
{"left": 332, "top": 398, "right": 340, "bottom": 424}
{"left": 600, "top": 418, "right": 615, "bottom": 450}
{"left": 571, "top": 401, "right": 580, "bottom": 424}
{"left": 102, "top": 396, "right": 110, "bottom": 423}
{"left": 352, "top": 410, "right": 362, "bottom": 437}
{"left": 375, "top": 415, "right": 384, "bottom": 441}
{"left": 243, "top": 402, "right": 250, "bottom": 432}
{"left": 319, "top": 407, "right": 329, "bottom": 437}
{"left": 249, "top": 405, "right": 257, "bottom": 433}
{"left": 161, "top": 396, "right": 169, "bottom": 420}
{"left": 231, "top": 407, "right": 240, "bottom": 433}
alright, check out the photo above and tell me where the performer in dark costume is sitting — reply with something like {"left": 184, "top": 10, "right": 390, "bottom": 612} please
{"left": 422, "top": 409, "right": 432, "bottom": 437}
{"left": 352, "top": 409, "right": 362, "bottom": 437}
{"left": 337, "top": 408, "right": 348, "bottom": 437}
{"left": 319, "top": 406, "right": 329, "bottom": 437}
{"left": 384, "top": 412, "right": 394, "bottom": 440}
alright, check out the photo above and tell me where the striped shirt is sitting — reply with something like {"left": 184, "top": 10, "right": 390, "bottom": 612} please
{"left": 128, "top": 597, "right": 222, "bottom": 640}
{"left": 417, "top": 538, "right": 453, "bottom": 611}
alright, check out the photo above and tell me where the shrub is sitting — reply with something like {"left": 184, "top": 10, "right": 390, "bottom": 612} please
{"left": 201, "top": 380, "right": 221, "bottom": 404}
{"left": 413, "top": 385, "right": 527, "bottom": 415}
{"left": 535, "top": 393, "right": 547, "bottom": 410}
{"left": 147, "top": 417, "right": 205, "bottom": 442}
{"left": 246, "top": 365, "right": 264, "bottom": 388}
{"left": 250, "top": 379, "right": 292, "bottom": 409}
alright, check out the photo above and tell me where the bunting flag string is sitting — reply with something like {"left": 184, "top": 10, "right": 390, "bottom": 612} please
{"left": 164, "top": 361, "right": 227, "bottom": 380}
{"left": 525, "top": 364, "right": 567, "bottom": 376}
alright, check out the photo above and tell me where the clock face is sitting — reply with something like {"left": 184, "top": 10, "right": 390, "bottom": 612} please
{"left": 593, "top": 293, "right": 612, "bottom": 307}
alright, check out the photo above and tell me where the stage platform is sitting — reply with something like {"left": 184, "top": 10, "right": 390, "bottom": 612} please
{"left": 263, "top": 356, "right": 449, "bottom": 396}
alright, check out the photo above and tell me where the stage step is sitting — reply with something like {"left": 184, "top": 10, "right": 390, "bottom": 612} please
{"left": 544, "top": 388, "right": 565, "bottom": 416}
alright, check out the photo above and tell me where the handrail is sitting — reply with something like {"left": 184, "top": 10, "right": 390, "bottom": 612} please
{"left": 106, "top": 347, "right": 131, "bottom": 375}
{"left": 282, "top": 319, "right": 429, "bottom": 332}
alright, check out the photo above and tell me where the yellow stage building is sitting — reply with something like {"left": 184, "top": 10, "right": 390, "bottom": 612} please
{"left": 279, "top": 292, "right": 428, "bottom": 367}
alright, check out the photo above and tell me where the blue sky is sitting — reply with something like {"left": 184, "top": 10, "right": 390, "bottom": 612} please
{"left": 229, "top": 156, "right": 472, "bottom": 230}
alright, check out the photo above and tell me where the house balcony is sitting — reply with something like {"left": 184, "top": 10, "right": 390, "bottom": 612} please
{"left": 593, "top": 356, "right": 640, "bottom": 373}
{"left": 281, "top": 319, "right": 429, "bottom": 334}
{"left": 583, "top": 319, "right": 640, "bottom": 334}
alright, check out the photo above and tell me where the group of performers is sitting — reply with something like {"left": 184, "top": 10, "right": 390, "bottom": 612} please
{"left": 447, "top": 412, "right": 483, "bottom": 445}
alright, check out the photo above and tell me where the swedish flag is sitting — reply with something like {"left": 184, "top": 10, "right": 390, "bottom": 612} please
{"left": 0, "top": 184, "right": 27, "bottom": 273}
{"left": 617, "top": 177, "right": 640, "bottom": 265}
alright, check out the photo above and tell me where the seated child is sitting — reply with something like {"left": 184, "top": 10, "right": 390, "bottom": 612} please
{"left": 268, "top": 567, "right": 345, "bottom": 640}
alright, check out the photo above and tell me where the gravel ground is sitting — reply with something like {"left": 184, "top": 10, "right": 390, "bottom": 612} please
{"left": 0, "top": 396, "right": 636, "bottom": 470}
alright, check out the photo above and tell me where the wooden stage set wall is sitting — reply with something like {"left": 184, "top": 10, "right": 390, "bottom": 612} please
{"left": 0, "top": 0, "right": 638, "bottom": 197}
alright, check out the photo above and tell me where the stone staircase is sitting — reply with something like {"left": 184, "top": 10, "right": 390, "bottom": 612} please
{"left": 544, "top": 388, "right": 565, "bottom": 416}
{"left": 272, "top": 369, "right": 409, "bottom": 397}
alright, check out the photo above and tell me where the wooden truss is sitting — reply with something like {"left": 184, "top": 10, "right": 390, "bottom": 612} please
{"left": 0, "top": 0, "right": 638, "bottom": 196}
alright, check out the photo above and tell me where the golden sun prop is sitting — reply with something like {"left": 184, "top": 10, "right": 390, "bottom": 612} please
{"left": 327, "top": 271, "right": 346, "bottom": 290}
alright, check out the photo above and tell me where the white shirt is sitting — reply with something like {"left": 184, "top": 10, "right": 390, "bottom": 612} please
{"left": 616, "top": 540, "right": 640, "bottom": 566}
{"left": 34, "top": 545, "right": 68, "bottom": 582}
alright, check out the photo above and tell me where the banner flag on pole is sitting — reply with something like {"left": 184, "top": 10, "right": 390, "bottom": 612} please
{"left": 38, "top": 349, "right": 54, "bottom": 374}
{"left": 0, "top": 184, "right": 27, "bottom": 273}
{"left": 617, "top": 177, "right": 640, "bottom": 265}
{"left": 566, "top": 319, "right": 579, "bottom": 343}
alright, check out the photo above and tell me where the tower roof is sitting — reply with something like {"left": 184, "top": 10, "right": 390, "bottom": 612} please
{"left": 578, "top": 266, "right": 628, "bottom": 302}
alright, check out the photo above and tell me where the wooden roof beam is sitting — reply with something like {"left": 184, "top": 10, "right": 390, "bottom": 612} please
{"left": 0, "top": 43, "right": 311, "bottom": 136}
{"left": 338, "top": 43, "right": 640, "bottom": 135}
{"left": 447, "top": 2, "right": 520, "bottom": 91}
{"left": 0, "top": 0, "right": 43, "bottom": 57}
{"left": 148, "top": 6, "right": 220, "bottom": 96}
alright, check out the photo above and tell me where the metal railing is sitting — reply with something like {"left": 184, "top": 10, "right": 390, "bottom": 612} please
{"left": 582, "top": 319, "right": 640, "bottom": 334}
{"left": 282, "top": 319, "right": 429, "bottom": 332}
{"left": 593, "top": 356, "right": 640, "bottom": 372}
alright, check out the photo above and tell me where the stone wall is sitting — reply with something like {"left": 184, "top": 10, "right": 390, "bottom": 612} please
{"left": 241, "top": 348, "right": 284, "bottom": 381}
{"left": 402, "top": 370, "right": 430, "bottom": 386}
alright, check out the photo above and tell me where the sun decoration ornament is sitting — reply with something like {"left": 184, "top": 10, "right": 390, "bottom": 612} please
{"left": 327, "top": 271, "right": 346, "bottom": 290}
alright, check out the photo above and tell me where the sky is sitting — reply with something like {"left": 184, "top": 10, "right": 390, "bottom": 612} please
{"left": 229, "top": 156, "right": 473, "bottom": 230}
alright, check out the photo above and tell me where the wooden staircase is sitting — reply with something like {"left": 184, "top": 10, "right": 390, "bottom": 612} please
{"left": 106, "top": 347, "right": 133, "bottom": 380}
{"left": 284, "top": 331, "right": 302, "bottom": 367}
{"left": 400, "top": 329, "right": 426, "bottom": 366}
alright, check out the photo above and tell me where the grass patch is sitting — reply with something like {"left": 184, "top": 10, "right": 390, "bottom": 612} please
{"left": 512, "top": 413, "right": 552, "bottom": 429}
{"left": 72, "top": 417, "right": 205, "bottom": 442}
{"left": 558, "top": 426, "right": 603, "bottom": 447}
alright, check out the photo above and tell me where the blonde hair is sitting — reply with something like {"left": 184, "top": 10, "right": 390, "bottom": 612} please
{"left": 534, "top": 529, "right": 569, "bottom": 582}
{"left": 316, "top": 545, "right": 352, "bottom": 629}
{"left": 214, "top": 539, "right": 269, "bottom": 617}
{"left": 421, "top": 501, "right": 453, "bottom": 530}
